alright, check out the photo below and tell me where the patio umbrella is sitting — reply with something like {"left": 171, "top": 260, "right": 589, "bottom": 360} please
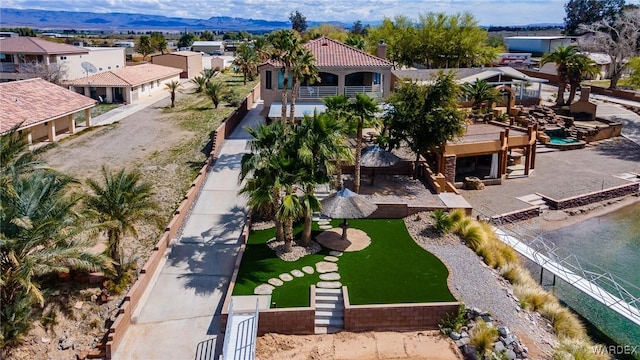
{"left": 320, "top": 188, "right": 378, "bottom": 240}
{"left": 360, "top": 145, "right": 402, "bottom": 185}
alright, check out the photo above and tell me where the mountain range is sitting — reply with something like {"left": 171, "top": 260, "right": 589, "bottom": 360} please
{"left": 0, "top": 8, "right": 348, "bottom": 32}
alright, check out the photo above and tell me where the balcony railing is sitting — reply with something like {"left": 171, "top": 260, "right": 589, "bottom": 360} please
{"left": 0, "top": 63, "right": 16, "bottom": 73}
{"left": 344, "top": 84, "right": 383, "bottom": 98}
{"left": 298, "top": 86, "right": 338, "bottom": 99}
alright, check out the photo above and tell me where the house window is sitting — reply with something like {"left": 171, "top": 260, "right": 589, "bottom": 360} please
{"left": 141, "top": 84, "right": 146, "bottom": 91}
{"left": 277, "top": 71, "right": 293, "bottom": 90}
{"left": 108, "top": 66, "right": 111, "bottom": 69}
{"left": 266, "top": 70, "right": 272, "bottom": 89}
{"left": 60, "top": 56, "right": 67, "bottom": 60}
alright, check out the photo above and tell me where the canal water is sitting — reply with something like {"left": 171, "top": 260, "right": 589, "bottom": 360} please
{"left": 540, "top": 202, "right": 640, "bottom": 355}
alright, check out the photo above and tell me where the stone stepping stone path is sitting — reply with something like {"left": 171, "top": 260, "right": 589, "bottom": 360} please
{"left": 316, "top": 261, "right": 339, "bottom": 273}
{"left": 319, "top": 272, "right": 341, "bottom": 281}
{"left": 317, "top": 281, "right": 342, "bottom": 289}
{"left": 324, "top": 256, "right": 339, "bottom": 262}
{"left": 317, "top": 220, "right": 331, "bottom": 226}
{"left": 319, "top": 225, "right": 333, "bottom": 230}
{"left": 254, "top": 284, "right": 274, "bottom": 295}
{"left": 268, "top": 278, "right": 284, "bottom": 286}
{"left": 279, "top": 273, "right": 294, "bottom": 281}
{"left": 329, "top": 251, "right": 343, "bottom": 257}
{"left": 291, "top": 270, "right": 304, "bottom": 277}
{"left": 302, "top": 266, "right": 315, "bottom": 274}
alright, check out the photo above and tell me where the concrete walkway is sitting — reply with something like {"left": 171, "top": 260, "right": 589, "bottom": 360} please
{"left": 112, "top": 102, "right": 264, "bottom": 360}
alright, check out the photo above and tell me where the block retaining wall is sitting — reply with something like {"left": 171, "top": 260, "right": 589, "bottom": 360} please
{"left": 538, "top": 183, "right": 639, "bottom": 210}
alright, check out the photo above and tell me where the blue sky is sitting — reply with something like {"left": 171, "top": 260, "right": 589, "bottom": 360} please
{"left": 4, "top": 0, "right": 640, "bottom": 25}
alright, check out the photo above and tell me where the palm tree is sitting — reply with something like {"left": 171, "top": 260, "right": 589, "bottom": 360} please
{"left": 324, "top": 95, "right": 356, "bottom": 189}
{"left": 351, "top": 93, "right": 379, "bottom": 193}
{"left": 1, "top": 130, "right": 110, "bottom": 348}
{"left": 567, "top": 54, "right": 599, "bottom": 104}
{"left": 239, "top": 122, "right": 291, "bottom": 244}
{"left": 267, "top": 29, "right": 301, "bottom": 122}
{"left": 205, "top": 81, "right": 226, "bottom": 109}
{"left": 345, "top": 35, "right": 366, "bottom": 50}
{"left": 85, "top": 166, "right": 159, "bottom": 274}
{"left": 289, "top": 47, "right": 319, "bottom": 124}
{"left": 190, "top": 76, "right": 208, "bottom": 94}
{"left": 233, "top": 43, "right": 259, "bottom": 85}
{"left": 294, "top": 112, "right": 353, "bottom": 246}
{"left": 463, "top": 79, "right": 500, "bottom": 110}
{"left": 164, "top": 80, "right": 182, "bottom": 108}
{"left": 541, "top": 46, "right": 579, "bottom": 106}
{"left": 202, "top": 68, "right": 219, "bottom": 82}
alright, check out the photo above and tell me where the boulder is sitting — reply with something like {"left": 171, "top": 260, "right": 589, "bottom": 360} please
{"left": 460, "top": 344, "right": 478, "bottom": 360}
{"left": 450, "top": 332, "right": 461, "bottom": 340}
{"left": 464, "top": 177, "right": 485, "bottom": 190}
{"left": 497, "top": 325, "right": 510, "bottom": 337}
{"left": 494, "top": 341, "right": 505, "bottom": 353}
{"left": 59, "top": 337, "right": 74, "bottom": 350}
{"left": 505, "top": 349, "right": 517, "bottom": 360}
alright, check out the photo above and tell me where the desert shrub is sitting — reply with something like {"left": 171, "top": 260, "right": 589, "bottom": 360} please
{"left": 500, "top": 263, "right": 528, "bottom": 285}
{"left": 448, "top": 209, "right": 466, "bottom": 225}
{"left": 452, "top": 216, "right": 472, "bottom": 234}
{"left": 431, "top": 210, "right": 454, "bottom": 235}
{"left": 439, "top": 304, "right": 467, "bottom": 334}
{"left": 223, "top": 90, "right": 243, "bottom": 107}
{"left": 553, "top": 338, "right": 611, "bottom": 360}
{"left": 553, "top": 308, "right": 586, "bottom": 339}
{"left": 458, "top": 222, "right": 486, "bottom": 250}
{"left": 513, "top": 283, "right": 554, "bottom": 311}
{"left": 470, "top": 319, "right": 499, "bottom": 357}
{"left": 104, "top": 260, "right": 137, "bottom": 295}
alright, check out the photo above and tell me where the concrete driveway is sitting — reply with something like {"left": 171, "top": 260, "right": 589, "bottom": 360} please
{"left": 113, "top": 103, "right": 263, "bottom": 360}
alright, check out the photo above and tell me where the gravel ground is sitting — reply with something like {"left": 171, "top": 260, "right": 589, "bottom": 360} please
{"left": 344, "top": 175, "right": 444, "bottom": 207}
{"left": 404, "top": 213, "right": 558, "bottom": 359}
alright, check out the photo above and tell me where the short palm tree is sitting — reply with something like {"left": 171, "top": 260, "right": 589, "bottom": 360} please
{"left": 205, "top": 81, "right": 226, "bottom": 109}
{"left": 541, "top": 46, "right": 579, "bottom": 106}
{"left": 233, "top": 43, "right": 259, "bottom": 85}
{"left": 191, "top": 76, "right": 208, "bottom": 94}
{"left": 345, "top": 35, "right": 366, "bottom": 50}
{"left": 164, "top": 80, "right": 182, "bottom": 108}
{"left": 463, "top": 79, "right": 501, "bottom": 110}
{"left": 202, "top": 68, "right": 219, "bottom": 81}
{"left": 85, "top": 166, "right": 159, "bottom": 274}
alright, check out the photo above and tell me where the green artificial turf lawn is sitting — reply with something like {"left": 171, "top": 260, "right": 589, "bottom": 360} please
{"left": 232, "top": 219, "right": 455, "bottom": 307}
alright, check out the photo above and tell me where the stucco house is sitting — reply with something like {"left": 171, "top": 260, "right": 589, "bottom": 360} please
{"left": 151, "top": 51, "right": 203, "bottom": 79}
{"left": 65, "top": 63, "right": 182, "bottom": 104}
{"left": 505, "top": 36, "right": 575, "bottom": 56}
{"left": 0, "top": 37, "right": 125, "bottom": 82}
{"left": 259, "top": 36, "right": 393, "bottom": 116}
{"left": 0, "top": 78, "right": 96, "bottom": 144}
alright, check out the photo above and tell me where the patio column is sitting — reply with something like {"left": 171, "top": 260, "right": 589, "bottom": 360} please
{"left": 106, "top": 87, "right": 113, "bottom": 103}
{"left": 338, "top": 75, "right": 345, "bottom": 97}
{"left": 530, "top": 143, "right": 536, "bottom": 170}
{"left": 84, "top": 108, "right": 92, "bottom": 127}
{"left": 67, "top": 114, "right": 75, "bottom": 135}
{"left": 523, "top": 146, "right": 530, "bottom": 176}
{"left": 443, "top": 155, "right": 456, "bottom": 184}
{"left": 46, "top": 121, "right": 56, "bottom": 142}
{"left": 84, "top": 86, "right": 90, "bottom": 97}
{"left": 26, "top": 131, "right": 33, "bottom": 145}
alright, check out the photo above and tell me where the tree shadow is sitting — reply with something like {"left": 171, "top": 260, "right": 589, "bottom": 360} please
{"left": 593, "top": 137, "right": 640, "bottom": 162}
{"left": 211, "top": 153, "right": 243, "bottom": 171}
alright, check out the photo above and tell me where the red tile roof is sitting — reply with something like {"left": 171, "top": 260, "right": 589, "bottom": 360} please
{"left": 64, "top": 63, "right": 182, "bottom": 87}
{"left": 261, "top": 36, "right": 392, "bottom": 68}
{"left": 0, "top": 37, "right": 88, "bottom": 55}
{"left": 0, "top": 78, "right": 96, "bottom": 133}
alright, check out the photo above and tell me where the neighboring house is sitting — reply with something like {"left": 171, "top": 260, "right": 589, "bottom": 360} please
{"left": 392, "top": 67, "right": 548, "bottom": 107}
{"left": 0, "top": 37, "right": 125, "bottom": 82}
{"left": 258, "top": 36, "right": 393, "bottom": 114}
{"left": 210, "top": 55, "right": 235, "bottom": 71}
{"left": 151, "top": 51, "right": 202, "bottom": 78}
{"left": 505, "top": 36, "right": 575, "bottom": 56}
{"left": 0, "top": 36, "right": 87, "bottom": 82}
{"left": 539, "top": 52, "right": 613, "bottom": 80}
{"left": 0, "top": 31, "right": 19, "bottom": 38}
{"left": 191, "top": 41, "right": 225, "bottom": 55}
{"left": 0, "top": 78, "right": 96, "bottom": 144}
{"left": 65, "top": 63, "right": 182, "bottom": 104}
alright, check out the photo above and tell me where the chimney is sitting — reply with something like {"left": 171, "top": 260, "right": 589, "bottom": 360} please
{"left": 579, "top": 86, "right": 591, "bottom": 102}
{"left": 376, "top": 40, "right": 387, "bottom": 60}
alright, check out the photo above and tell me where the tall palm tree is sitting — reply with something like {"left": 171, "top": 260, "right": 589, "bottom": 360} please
{"left": 190, "top": 76, "right": 208, "bottom": 94}
{"left": 164, "top": 80, "right": 182, "bottom": 108}
{"left": 324, "top": 95, "right": 356, "bottom": 189}
{"left": 345, "top": 35, "right": 366, "bottom": 50}
{"left": 205, "top": 81, "right": 226, "bottom": 109}
{"left": 84, "top": 166, "right": 159, "bottom": 274}
{"left": 267, "top": 29, "right": 301, "bottom": 122}
{"left": 541, "top": 46, "right": 579, "bottom": 106}
{"left": 233, "top": 43, "right": 259, "bottom": 85}
{"left": 351, "top": 93, "right": 379, "bottom": 193}
{"left": 289, "top": 47, "right": 319, "bottom": 124}
{"left": 567, "top": 54, "right": 599, "bottom": 104}
{"left": 463, "top": 79, "right": 500, "bottom": 110}
{"left": 294, "top": 111, "right": 353, "bottom": 246}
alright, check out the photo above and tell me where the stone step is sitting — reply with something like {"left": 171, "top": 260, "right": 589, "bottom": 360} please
{"left": 315, "top": 288, "right": 342, "bottom": 294}
{"left": 529, "top": 199, "right": 547, "bottom": 206}
{"left": 315, "top": 317, "right": 344, "bottom": 327}
{"left": 316, "top": 310, "right": 344, "bottom": 318}
{"left": 315, "top": 302, "right": 343, "bottom": 310}
{"left": 314, "top": 326, "right": 342, "bottom": 334}
{"left": 315, "top": 295, "right": 342, "bottom": 303}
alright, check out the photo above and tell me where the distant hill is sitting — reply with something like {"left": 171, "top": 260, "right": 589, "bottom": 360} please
{"left": 0, "top": 8, "right": 328, "bottom": 32}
